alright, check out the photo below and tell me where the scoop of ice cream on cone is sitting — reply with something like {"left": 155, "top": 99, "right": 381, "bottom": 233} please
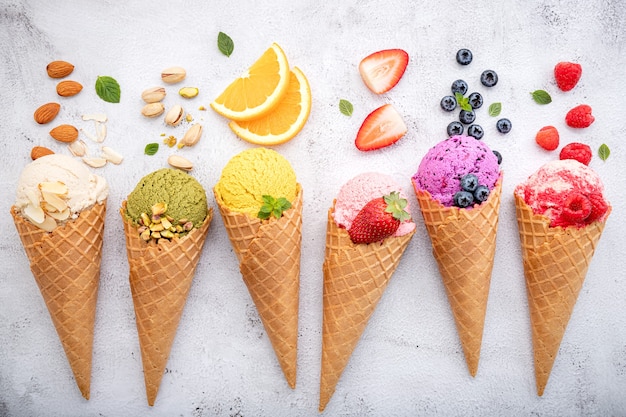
{"left": 515, "top": 159, "right": 610, "bottom": 395}
{"left": 319, "top": 172, "right": 415, "bottom": 412}
{"left": 12, "top": 154, "right": 108, "bottom": 400}
{"left": 121, "top": 168, "right": 212, "bottom": 406}
{"left": 411, "top": 135, "right": 503, "bottom": 377}
{"left": 214, "top": 147, "right": 302, "bottom": 389}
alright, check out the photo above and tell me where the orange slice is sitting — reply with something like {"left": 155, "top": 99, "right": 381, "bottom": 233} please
{"left": 228, "top": 67, "right": 311, "bottom": 146}
{"left": 211, "top": 43, "right": 290, "bottom": 121}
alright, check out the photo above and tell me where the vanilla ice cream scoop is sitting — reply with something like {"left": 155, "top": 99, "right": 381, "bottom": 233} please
{"left": 15, "top": 154, "right": 108, "bottom": 230}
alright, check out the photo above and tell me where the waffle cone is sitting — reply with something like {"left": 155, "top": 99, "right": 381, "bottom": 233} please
{"left": 213, "top": 184, "right": 303, "bottom": 389}
{"left": 413, "top": 175, "right": 503, "bottom": 377}
{"left": 120, "top": 202, "right": 213, "bottom": 406}
{"left": 11, "top": 202, "right": 106, "bottom": 400}
{"left": 514, "top": 193, "right": 610, "bottom": 396}
{"left": 319, "top": 203, "right": 415, "bottom": 412}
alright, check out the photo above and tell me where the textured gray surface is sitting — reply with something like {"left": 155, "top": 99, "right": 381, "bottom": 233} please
{"left": 1, "top": 0, "right": 625, "bottom": 416}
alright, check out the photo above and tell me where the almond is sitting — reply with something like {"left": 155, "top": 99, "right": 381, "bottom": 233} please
{"left": 31, "top": 146, "right": 54, "bottom": 160}
{"left": 50, "top": 124, "right": 79, "bottom": 143}
{"left": 33, "top": 102, "right": 61, "bottom": 124}
{"left": 56, "top": 80, "right": 83, "bottom": 97}
{"left": 46, "top": 60, "right": 74, "bottom": 78}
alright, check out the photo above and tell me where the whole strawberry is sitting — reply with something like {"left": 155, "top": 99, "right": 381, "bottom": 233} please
{"left": 554, "top": 62, "right": 582, "bottom": 92}
{"left": 348, "top": 191, "right": 411, "bottom": 244}
{"left": 566, "top": 104, "right": 595, "bottom": 128}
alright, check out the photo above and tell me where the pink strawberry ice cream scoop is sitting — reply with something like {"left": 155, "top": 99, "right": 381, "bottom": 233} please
{"left": 333, "top": 172, "right": 416, "bottom": 236}
{"left": 515, "top": 159, "right": 609, "bottom": 228}
{"left": 412, "top": 135, "right": 500, "bottom": 207}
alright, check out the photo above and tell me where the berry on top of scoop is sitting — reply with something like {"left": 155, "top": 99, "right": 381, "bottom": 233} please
{"left": 560, "top": 142, "right": 592, "bottom": 165}
{"left": 453, "top": 191, "right": 474, "bottom": 208}
{"left": 355, "top": 104, "right": 407, "bottom": 151}
{"left": 535, "top": 126, "right": 559, "bottom": 151}
{"left": 359, "top": 49, "right": 409, "bottom": 94}
{"left": 456, "top": 49, "right": 473, "bottom": 65}
{"left": 586, "top": 192, "right": 609, "bottom": 223}
{"left": 348, "top": 191, "right": 411, "bottom": 244}
{"left": 554, "top": 62, "right": 582, "bottom": 92}
{"left": 565, "top": 104, "right": 595, "bottom": 128}
{"left": 461, "top": 174, "right": 479, "bottom": 192}
{"left": 474, "top": 185, "right": 490, "bottom": 203}
{"left": 556, "top": 192, "right": 592, "bottom": 227}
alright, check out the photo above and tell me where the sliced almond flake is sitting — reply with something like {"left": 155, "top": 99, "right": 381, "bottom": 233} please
{"left": 37, "top": 215, "right": 57, "bottom": 232}
{"left": 68, "top": 140, "right": 87, "bottom": 157}
{"left": 82, "top": 157, "right": 107, "bottom": 168}
{"left": 80, "top": 128, "right": 99, "bottom": 143}
{"left": 101, "top": 146, "right": 123, "bottom": 164}
{"left": 25, "top": 188, "right": 40, "bottom": 207}
{"left": 41, "top": 191, "right": 68, "bottom": 212}
{"left": 39, "top": 181, "right": 68, "bottom": 196}
{"left": 95, "top": 121, "right": 107, "bottom": 142}
{"left": 47, "top": 207, "right": 70, "bottom": 221}
{"left": 24, "top": 204, "right": 45, "bottom": 224}
{"left": 82, "top": 113, "right": 107, "bottom": 123}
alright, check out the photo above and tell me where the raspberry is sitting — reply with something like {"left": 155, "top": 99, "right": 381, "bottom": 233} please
{"left": 535, "top": 126, "right": 559, "bottom": 151}
{"left": 586, "top": 192, "right": 608, "bottom": 223}
{"left": 559, "top": 142, "right": 592, "bottom": 165}
{"left": 559, "top": 192, "right": 592, "bottom": 226}
{"left": 554, "top": 62, "right": 582, "bottom": 92}
{"left": 566, "top": 104, "right": 595, "bottom": 128}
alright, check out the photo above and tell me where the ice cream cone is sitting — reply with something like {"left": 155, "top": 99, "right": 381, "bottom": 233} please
{"left": 413, "top": 174, "right": 503, "bottom": 377}
{"left": 319, "top": 202, "right": 415, "bottom": 412}
{"left": 120, "top": 202, "right": 213, "bottom": 406}
{"left": 213, "top": 184, "right": 303, "bottom": 389}
{"left": 514, "top": 193, "right": 610, "bottom": 396}
{"left": 11, "top": 201, "right": 106, "bottom": 400}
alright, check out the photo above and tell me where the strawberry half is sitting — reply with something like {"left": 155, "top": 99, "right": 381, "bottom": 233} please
{"left": 359, "top": 49, "right": 409, "bottom": 94}
{"left": 348, "top": 191, "right": 411, "bottom": 244}
{"left": 355, "top": 104, "right": 407, "bottom": 151}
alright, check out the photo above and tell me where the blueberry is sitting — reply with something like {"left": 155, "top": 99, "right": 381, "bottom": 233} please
{"left": 480, "top": 70, "right": 498, "bottom": 87}
{"left": 440, "top": 95, "right": 457, "bottom": 111}
{"left": 467, "top": 124, "right": 484, "bottom": 140}
{"left": 468, "top": 92, "right": 483, "bottom": 109}
{"left": 451, "top": 79, "right": 468, "bottom": 95}
{"left": 474, "top": 185, "right": 490, "bottom": 203}
{"left": 456, "top": 49, "right": 473, "bottom": 65}
{"left": 454, "top": 191, "right": 474, "bottom": 208}
{"left": 447, "top": 121, "right": 464, "bottom": 136}
{"left": 493, "top": 150, "right": 503, "bottom": 164}
{"left": 496, "top": 118, "right": 512, "bottom": 134}
{"left": 459, "top": 110, "right": 476, "bottom": 124}
{"left": 460, "top": 174, "right": 479, "bottom": 192}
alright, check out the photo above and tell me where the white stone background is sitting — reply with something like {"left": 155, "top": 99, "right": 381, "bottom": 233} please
{"left": 1, "top": 0, "right": 625, "bottom": 416}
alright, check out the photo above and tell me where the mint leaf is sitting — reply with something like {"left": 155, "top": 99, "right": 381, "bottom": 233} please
{"left": 531, "top": 90, "right": 552, "bottom": 104}
{"left": 598, "top": 143, "right": 610, "bottom": 161}
{"left": 258, "top": 195, "right": 292, "bottom": 220}
{"left": 144, "top": 143, "right": 159, "bottom": 156}
{"left": 217, "top": 32, "right": 234, "bottom": 57}
{"left": 95, "top": 76, "right": 121, "bottom": 103}
{"left": 488, "top": 102, "right": 502, "bottom": 117}
{"left": 455, "top": 92, "right": 472, "bottom": 111}
{"left": 339, "top": 99, "right": 353, "bottom": 116}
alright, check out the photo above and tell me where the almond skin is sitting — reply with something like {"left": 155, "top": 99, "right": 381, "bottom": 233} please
{"left": 31, "top": 146, "right": 55, "bottom": 160}
{"left": 33, "top": 102, "right": 61, "bottom": 124}
{"left": 56, "top": 80, "right": 83, "bottom": 97}
{"left": 46, "top": 60, "right": 74, "bottom": 78}
{"left": 49, "top": 124, "right": 79, "bottom": 143}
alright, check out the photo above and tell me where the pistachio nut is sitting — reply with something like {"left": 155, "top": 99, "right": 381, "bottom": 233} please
{"left": 161, "top": 66, "right": 186, "bottom": 84}
{"left": 141, "top": 102, "right": 165, "bottom": 118}
{"left": 167, "top": 154, "right": 193, "bottom": 171}
{"left": 164, "top": 104, "right": 184, "bottom": 126}
{"left": 179, "top": 87, "right": 199, "bottom": 99}
{"left": 141, "top": 86, "right": 167, "bottom": 103}
{"left": 181, "top": 124, "right": 203, "bottom": 147}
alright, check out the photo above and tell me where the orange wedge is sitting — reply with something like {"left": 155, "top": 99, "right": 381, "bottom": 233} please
{"left": 211, "top": 43, "right": 290, "bottom": 121}
{"left": 229, "top": 67, "right": 311, "bottom": 146}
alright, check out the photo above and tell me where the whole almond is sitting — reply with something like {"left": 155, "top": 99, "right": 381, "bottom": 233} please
{"left": 33, "top": 102, "right": 61, "bottom": 124}
{"left": 56, "top": 80, "right": 83, "bottom": 97}
{"left": 50, "top": 124, "right": 79, "bottom": 143}
{"left": 46, "top": 60, "right": 74, "bottom": 78}
{"left": 31, "top": 146, "right": 55, "bottom": 160}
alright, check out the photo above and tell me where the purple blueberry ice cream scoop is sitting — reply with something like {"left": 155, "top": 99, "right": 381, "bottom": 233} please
{"left": 412, "top": 135, "right": 500, "bottom": 207}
